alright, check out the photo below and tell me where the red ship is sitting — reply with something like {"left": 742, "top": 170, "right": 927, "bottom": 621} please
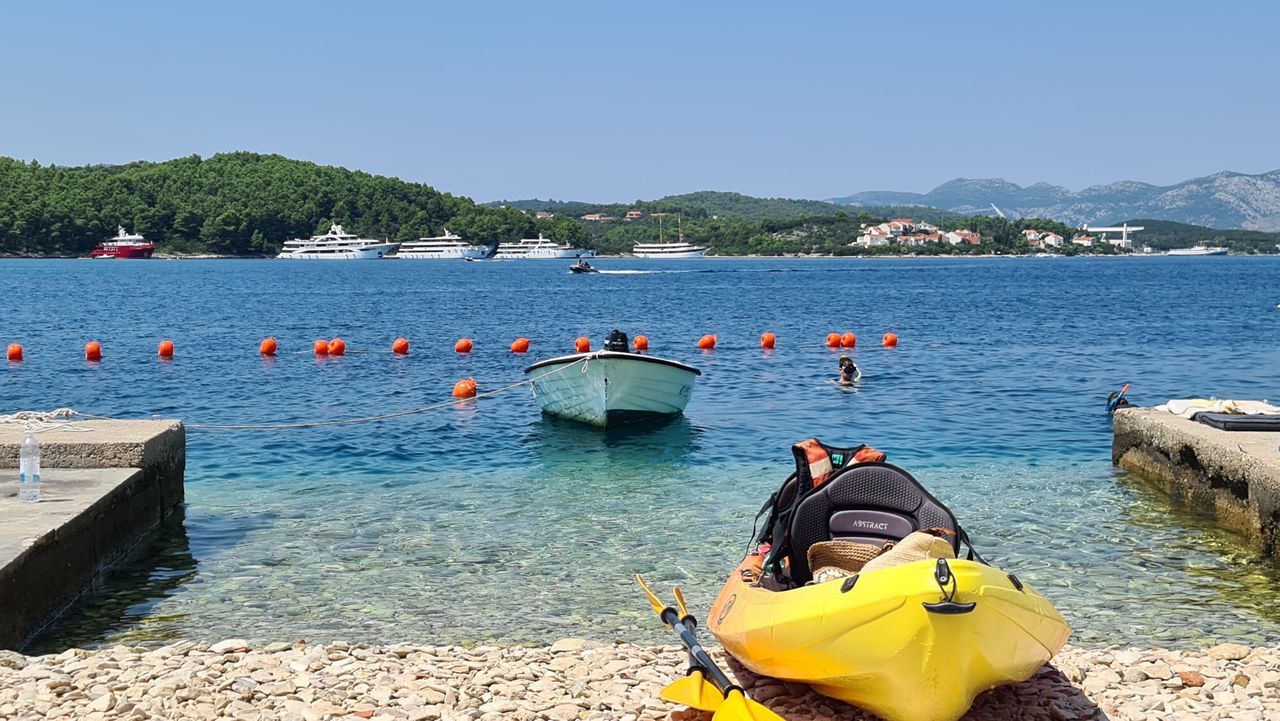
{"left": 91, "top": 226, "right": 155, "bottom": 259}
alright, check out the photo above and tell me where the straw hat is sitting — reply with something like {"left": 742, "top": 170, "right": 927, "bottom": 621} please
{"left": 860, "top": 531, "right": 955, "bottom": 574}
{"left": 807, "top": 540, "right": 885, "bottom": 583}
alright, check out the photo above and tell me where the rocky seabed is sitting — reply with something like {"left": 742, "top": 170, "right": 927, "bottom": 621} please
{"left": 1, "top": 640, "right": 1277, "bottom": 721}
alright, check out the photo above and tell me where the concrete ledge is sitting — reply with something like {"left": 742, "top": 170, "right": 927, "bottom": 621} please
{"left": 1112, "top": 408, "right": 1280, "bottom": 555}
{"left": 0, "top": 419, "right": 183, "bottom": 473}
{"left": 0, "top": 419, "right": 184, "bottom": 651}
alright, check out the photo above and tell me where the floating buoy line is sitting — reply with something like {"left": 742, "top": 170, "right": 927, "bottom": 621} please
{"left": 3, "top": 331, "right": 903, "bottom": 431}
{"left": 4, "top": 331, "right": 902, "bottom": 363}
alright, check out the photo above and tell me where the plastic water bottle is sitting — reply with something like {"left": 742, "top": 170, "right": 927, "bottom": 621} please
{"left": 18, "top": 426, "right": 40, "bottom": 503}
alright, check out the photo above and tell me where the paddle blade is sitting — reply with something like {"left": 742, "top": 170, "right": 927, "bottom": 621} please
{"left": 635, "top": 575, "right": 667, "bottom": 618}
{"left": 673, "top": 586, "right": 690, "bottom": 619}
{"left": 660, "top": 669, "right": 722, "bottom": 712}
{"left": 712, "top": 689, "right": 785, "bottom": 721}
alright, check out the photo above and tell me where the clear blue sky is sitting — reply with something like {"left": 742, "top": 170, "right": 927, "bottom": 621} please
{"left": 2, "top": 1, "right": 1277, "bottom": 202}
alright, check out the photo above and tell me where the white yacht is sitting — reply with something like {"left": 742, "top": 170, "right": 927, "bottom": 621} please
{"left": 395, "top": 229, "right": 491, "bottom": 259}
{"left": 277, "top": 224, "right": 399, "bottom": 260}
{"left": 494, "top": 234, "right": 595, "bottom": 260}
{"left": 631, "top": 239, "right": 708, "bottom": 258}
{"left": 631, "top": 215, "right": 708, "bottom": 258}
{"left": 1167, "top": 245, "right": 1229, "bottom": 256}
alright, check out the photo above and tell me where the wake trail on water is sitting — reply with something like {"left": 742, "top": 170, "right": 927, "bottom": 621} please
{"left": 593, "top": 268, "right": 836, "bottom": 275}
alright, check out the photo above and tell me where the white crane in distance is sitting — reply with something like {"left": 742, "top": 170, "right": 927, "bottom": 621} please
{"left": 1082, "top": 223, "right": 1144, "bottom": 249}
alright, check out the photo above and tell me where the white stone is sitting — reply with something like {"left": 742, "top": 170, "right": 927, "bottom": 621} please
{"left": 1206, "top": 644, "right": 1250, "bottom": 661}
{"left": 87, "top": 692, "right": 115, "bottom": 712}
{"left": 210, "top": 640, "right": 251, "bottom": 654}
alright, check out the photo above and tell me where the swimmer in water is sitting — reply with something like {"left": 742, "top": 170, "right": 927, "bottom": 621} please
{"left": 837, "top": 355, "right": 861, "bottom": 385}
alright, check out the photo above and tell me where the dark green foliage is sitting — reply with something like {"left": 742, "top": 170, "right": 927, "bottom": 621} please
{"left": 0, "top": 153, "right": 523, "bottom": 255}
{"left": 490, "top": 193, "right": 969, "bottom": 224}
{"left": 1119, "top": 219, "right": 1280, "bottom": 254}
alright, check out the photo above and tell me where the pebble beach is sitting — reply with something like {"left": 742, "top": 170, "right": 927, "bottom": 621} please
{"left": 3, "top": 639, "right": 1277, "bottom": 721}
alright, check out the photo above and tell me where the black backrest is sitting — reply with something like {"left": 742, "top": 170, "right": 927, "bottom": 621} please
{"left": 787, "top": 462, "right": 959, "bottom": 585}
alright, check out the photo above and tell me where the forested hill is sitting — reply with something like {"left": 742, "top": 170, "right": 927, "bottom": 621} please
{"left": 492, "top": 191, "right": 850, "bottom": 220}
{"left": 490, "top": 191, "right": 972, "bottom": 224}
{"left": 0, "top": 153, "right": 554, "bottom": 255}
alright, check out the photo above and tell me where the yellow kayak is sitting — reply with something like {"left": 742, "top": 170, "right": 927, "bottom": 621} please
{"left": 705, "top": 441, "right": 1070, "bottom": 721}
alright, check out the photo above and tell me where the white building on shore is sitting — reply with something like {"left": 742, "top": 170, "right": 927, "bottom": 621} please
{"left": 944, "top": 230, "right": 981, "bottom": 246}
{"left": 854, "top": 225, "right": 893, "bottom": 246}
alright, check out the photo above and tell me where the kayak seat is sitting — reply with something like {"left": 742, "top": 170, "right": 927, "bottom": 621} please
{"left": 788, "top": 462, "right": 960, "bottom": 585}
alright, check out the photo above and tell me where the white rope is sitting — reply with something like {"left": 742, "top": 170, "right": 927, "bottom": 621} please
{"left": 186, "top": 376, "right": 537, "bottom": 431}
{"left": 0, "top": 408, "right": 96, "bottom": 433}
{"left": 4, "top": 356, "right": 596, "bottom": 433}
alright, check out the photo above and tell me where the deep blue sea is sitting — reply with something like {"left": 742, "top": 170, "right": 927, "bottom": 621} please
{"left": 3, "top": 256, "right": 1280, "bottom": 651}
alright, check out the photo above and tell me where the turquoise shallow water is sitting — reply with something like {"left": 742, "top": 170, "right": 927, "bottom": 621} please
{"left": 3, "top": 256, "right": 1280, "bottom": 651}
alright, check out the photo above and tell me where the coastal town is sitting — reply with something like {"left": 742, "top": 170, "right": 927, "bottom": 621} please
{"left": 854, "top": 218, "right": 1139, "bottom": 252}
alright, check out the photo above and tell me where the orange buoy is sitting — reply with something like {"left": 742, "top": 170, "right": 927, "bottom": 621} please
{"left": 510, "top": 337, "right": 530, "bottom": 353}
{"left": 452, "top": 378, "right": 477, "bottom": 398}
{"left": 840, "top": 332, "right": 857, "bottom": 348}
{"left": 85, "top": 341, "right": 102, "bottom": 362}
{"left": 760, "top": 332, "right": 776, "bottom": 349}
{"left": 697, "top": 334, "right": 717, "bottom": 350}
{"left": 883, "top": 332, "right": 899, "bottom": 348}
{"left": 633, "top": 335, "right": 650, "bottom": 351}
{"left": 455, "top": 338, "right": 473, "bottom": 354}
{"left": 7, "top": 343, "right": 23, "bottom": 362}
{"left": 328, "top": 338, "right": 346, "bottom": 356}
{"left": 260, "top": 338, "right": 278, "bottom": 356}
{"left": 574, "top": 336, "right": 591, "bottom": 353}
{"left": 314, "top": 339, "right": 329, "bottom": 356}
{"left": 825, "top": 332, "right": 841, "bottom": 348}
{"left": 158, "top": 340, "right": 175, "bottom": 358}
{"left": 392, "top": 337, "right": 410, "bottom": 355}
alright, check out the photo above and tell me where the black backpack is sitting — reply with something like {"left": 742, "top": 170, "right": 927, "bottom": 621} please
{"left": 752, "top": 439, "right": 982, "bottom": 587}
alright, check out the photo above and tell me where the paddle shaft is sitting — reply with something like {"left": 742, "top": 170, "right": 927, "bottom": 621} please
{"left": 662, "top": 608, "right": 737, "bottom": 694}
{"left": 681, "top": 615, "right": 700, "bottom": 674}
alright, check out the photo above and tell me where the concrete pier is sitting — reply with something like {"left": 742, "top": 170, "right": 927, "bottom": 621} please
{"left": 0, "top": 419, "right": 184, "bottom": 651}
{"left": 1112, "top": 408, "right": 1280, "bottom": 555}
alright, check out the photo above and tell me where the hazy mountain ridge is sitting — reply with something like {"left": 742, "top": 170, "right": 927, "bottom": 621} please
{"left": 830, "top": 170, "right": 1280, "bottom": 231}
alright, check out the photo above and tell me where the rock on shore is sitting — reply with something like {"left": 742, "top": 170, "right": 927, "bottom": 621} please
{"left": 1, "top": 640, "right": 1276, "bottom": 721}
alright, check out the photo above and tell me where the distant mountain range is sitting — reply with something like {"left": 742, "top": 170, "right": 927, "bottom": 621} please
{"left": 828, "top": 170, "right": 1280, "bottom": 231}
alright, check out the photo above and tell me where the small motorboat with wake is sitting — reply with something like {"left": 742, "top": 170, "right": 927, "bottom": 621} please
{"left": 569, "top": 259, "right": 598, "bottom": 273}
{"left": 665, "top": 439, "right": 1070, "bottom": 721}
{"left": 523, "top": 330, "right": 700, "bottom": 427}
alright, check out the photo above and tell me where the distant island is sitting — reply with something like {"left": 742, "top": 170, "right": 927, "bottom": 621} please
{"left": 2, "top": 153, "right": 1278, "bottom": 257}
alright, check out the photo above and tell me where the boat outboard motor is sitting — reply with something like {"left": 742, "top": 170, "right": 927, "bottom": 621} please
{"left": 605, "top": 329, "right": 630, "bottom": 352}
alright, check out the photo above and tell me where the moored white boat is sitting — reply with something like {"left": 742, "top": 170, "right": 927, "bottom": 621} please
{"left": 395, "top": 229, "right": 492, "bottom": 259}
{"left": 524, "top": 333, "right": 699, "bottom": 427}
{"left": 277, "top": 224, "right": 399, "bottom": 259}
{"left": 495, "top": 234, "right": 595, "bottom": 259}
{"left": 1167, "top": 245, "right": 1229, "bottom": 256}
